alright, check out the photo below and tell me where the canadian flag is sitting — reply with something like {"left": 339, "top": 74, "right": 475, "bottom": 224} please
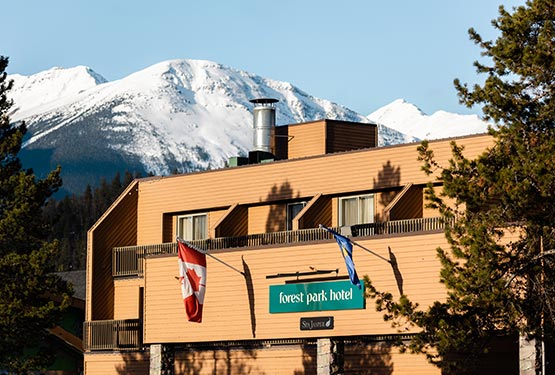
{"left": 177, "top": 240, "right": 206, "bottom": 323}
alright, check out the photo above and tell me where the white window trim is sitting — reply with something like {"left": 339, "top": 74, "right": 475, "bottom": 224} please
{"left": 338, "top": 194, "right": 375, "bottom": 227}
{"left": 176, "top": 213, "right": 208, "bottom": 241}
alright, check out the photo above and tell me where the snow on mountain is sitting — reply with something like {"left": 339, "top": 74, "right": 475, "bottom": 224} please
{"left": 7, "top": 59, "right": 416, "bottom": 195}
{"left": 9, "top": 66, "right": 107, "bottom": 119}
{"left": 367, "top": 99, "right": 490, "bottom": 140}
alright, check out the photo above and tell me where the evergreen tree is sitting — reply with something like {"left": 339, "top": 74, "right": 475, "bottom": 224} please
{"left": 0, "top": 56, "right": 71, "bottom": 372}
{"left": 366, "top": 1, "right": 555, "bottom": 372}
{"left": 43, "top": 170, "right": 141, "bottom": 271}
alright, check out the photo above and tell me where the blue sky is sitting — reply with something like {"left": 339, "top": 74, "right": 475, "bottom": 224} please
{"left": 4, "top": 0, "right": 525, "bottom": 116}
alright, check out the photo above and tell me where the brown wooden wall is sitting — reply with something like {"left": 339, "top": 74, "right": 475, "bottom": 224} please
{"left": 83, "top": 343, "right": 439, "bottom": 375}
{"left": 274, "top": 119, "right": 378, "bottom": 161}
{"left": 326, "top": 120, "right": 378, "bottom": 153}
{"left": 298, "top": 194, "right": 332, "bottom": 229}
{"left": 389, "top": 184, "right": 423, "bottom": 220}
{"left": 174, "top": 344, "right": 315, "bottom": 375}
{"left": 275, "top": 121, "right": 327, "bottom": 160}
{"left": 114, "top": 278, "right": 143, "bottom": 320}
{"left": 133, "top": 135, "right": 493, "bottom": 246}
{"left": 87, "top": 182, "right": 139, "bottom": 321}
{"left": 173, "top": 342, "right": 438, "bottom": 375}
{"left": 84, "top": 351, "right": 149, "bottom": 375}
{"left": 248, "top": 204, "right": 287, "bottom": 234}
{"left": 344, "top": 342, "right": 440, "bottom": 375}
{"left": 214, "top": 204, "right": 248, "bottom": 238}
{"left": 143, "top": 232, "right": 447, "bottom": 344}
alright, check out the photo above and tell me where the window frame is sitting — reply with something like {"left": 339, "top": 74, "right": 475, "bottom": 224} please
{"left": 176, "top": 213, "right": 208, "bottom": 241}
{"left": 286, "top": 201, "right": 307, "bottom": 231}
{"left": 338, "top": 194, "right": 375, "bottom": 227}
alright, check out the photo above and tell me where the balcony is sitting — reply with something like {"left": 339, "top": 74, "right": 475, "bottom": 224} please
{"left": 350, "top": 217, "right": 448, "bottom": 236}
{"left": 113, "top": 217, "right": 448, "bottom": 278}
{"left": 83, "top": 319, "right": 143, "bottom": 351}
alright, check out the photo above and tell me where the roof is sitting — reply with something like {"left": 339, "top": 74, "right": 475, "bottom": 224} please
{"left": 57, "top": 270, "right": 86, "bottom": 301}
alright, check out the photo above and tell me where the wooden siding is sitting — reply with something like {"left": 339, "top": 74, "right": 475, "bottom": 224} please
{"left": 214, "top": 204, "right": 248, "bottom": 238}
{"left": 423, "top": 191, "right": 456, "bottom": 218}
{"left": 376, "top": 189, "right": 400, "bottom": 221}
{"left": 143, "top": 232, "right": 447, "bottom": 344}
{"left": 296, "top": 193, "right": 332, "bottom": 229}
{"left": 326, "top": 120, "right": 378, "bottom": 153}
{"left": 134, "top": 135, "right": 493, "bottom": 245}
{"left": 87, "top": 181, "right": 139, "bottom": 321}
{"left": 174, "top": 344, "right": 315, "bottom": 374}
{"left": 174, "top": 342, "right": 438, "bottom": 375}
{"left": 344, "top": 342, "right": 440, "bottom": 375}
{"left": 161, "top": 213, "right": 174, "bottom": 243}
{"left": 388, "top": 184, "right": 423, "bottom": 221}
{"left": 84, "top": 351, "right": 149, "bottom": 375}
{"left": 274, "top": 119, "right": 377, "bottom": 161}
{"left": 83, "top": 339, "right": 514, "bottom": 375}
{"left": 248, "top": 204, "right": 287, "bottom": 234}
{"left": 114, "top": 278, "right": 143, "bottom": 320}
{"left": 275, "top": 121, "right": 327, "bottom": 160}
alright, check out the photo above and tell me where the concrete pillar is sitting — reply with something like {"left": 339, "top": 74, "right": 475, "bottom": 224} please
{"left": 317, "top": 338, "right": 344, "bottom": 375}
{"left": 150, "top": 344, "right": 174, "bottom": 375}
{"left": 520, "top": 334, "right": 538, "bottom": 375}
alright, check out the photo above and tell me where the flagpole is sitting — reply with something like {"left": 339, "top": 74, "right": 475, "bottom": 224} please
{"left": 177, "top": 237, "right": 245, "bottom": 276}
{"left": 351, "top": 241, "right": 391, "bottom": 264}
{"left": 319, "top": 224, "right": 391, "bottom": 264}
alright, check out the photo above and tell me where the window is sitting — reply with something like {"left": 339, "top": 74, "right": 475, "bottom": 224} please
{"left": 287, "top": 202, "right": 306, "bottom": 230}
{"left": 339, "top": 194, "right": 374, "bottom": 226}
{"left": 177, "top": 213, "right": 207, "bottom": 240}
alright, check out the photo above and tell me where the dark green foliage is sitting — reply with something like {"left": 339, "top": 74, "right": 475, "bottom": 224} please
{"left": 366, "top": 1, "right": 555, "bottom": 372}
{"left": 42, "top": 169, "right": 142, "bottom": 271}
{"left": 0, "top": 56, "right": 71, "bottom": 373}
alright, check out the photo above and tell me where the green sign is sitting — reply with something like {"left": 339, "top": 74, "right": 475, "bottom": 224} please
{"left": 269, "top": 280, "right": 365, "bottom": 313}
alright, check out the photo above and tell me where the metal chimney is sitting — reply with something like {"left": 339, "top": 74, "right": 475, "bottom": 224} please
{"left": 250, "top": 98, "right": 278, "bottom": 154}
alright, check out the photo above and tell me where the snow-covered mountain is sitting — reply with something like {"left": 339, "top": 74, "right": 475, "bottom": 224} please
{"left": 367, "top": 99, "right": 489, "bottom": 140}
{"left": 8, "top": 59, "right": 485, "bottom": 196}
{"left": 8, "top": 59, "right": 419, "bottom": 195}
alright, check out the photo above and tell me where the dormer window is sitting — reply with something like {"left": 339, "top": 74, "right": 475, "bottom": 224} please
{"left": 339, "top": 194, "right": 374, "bottom": 226}
{"left": 286, "top": 202, "right": 307, "bottom": 230}
{"left": 177, "top": 213, "right": 207, "bottom": 240}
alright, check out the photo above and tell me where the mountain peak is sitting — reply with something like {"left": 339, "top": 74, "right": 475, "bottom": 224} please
{"left": 9, "top": 65, "right": 107, "bottom": 120}
{"left": 7, "top": 61, "right": 440, "bottom": 195}
{"left": 368, "top": 99, "right": 488, "bottom": 140}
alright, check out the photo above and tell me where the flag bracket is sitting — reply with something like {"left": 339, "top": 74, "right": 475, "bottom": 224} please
{"left": 177, "top": 237, "right": 245, "bottom": 276}
{"left": 266, "top": 268, "right": 338, "bottom": 280}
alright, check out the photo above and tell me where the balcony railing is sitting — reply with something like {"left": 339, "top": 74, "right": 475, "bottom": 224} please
{"left": 350, "top": 217, "right": 451, "bottom": 237}
{"left": 83, "top": 319, "right": 142, "bottom": 351}
{"left": 113, "top": 217, "right": 448, "bottom": 277}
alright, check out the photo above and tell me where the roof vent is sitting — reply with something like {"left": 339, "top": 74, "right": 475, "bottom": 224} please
{"left": 250, "top": 98, "right": 278, "bottom": 154}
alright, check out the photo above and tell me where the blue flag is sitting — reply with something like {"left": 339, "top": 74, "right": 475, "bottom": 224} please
{"left": 321, "top": 225, "right": 361, "bottom": 289}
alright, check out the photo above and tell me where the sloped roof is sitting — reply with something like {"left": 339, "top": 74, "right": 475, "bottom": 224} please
{"left": 57, "top": 270, "right": 86, "bottom": 301}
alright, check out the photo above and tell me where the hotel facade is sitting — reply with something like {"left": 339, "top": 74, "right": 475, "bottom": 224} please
{"left": 83, "top": 101, "right": 517, "bottom": 374}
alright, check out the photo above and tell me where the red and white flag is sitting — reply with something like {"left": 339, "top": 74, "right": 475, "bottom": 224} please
{"left": 177, "top": 240, "right": 206, "bottom": 323}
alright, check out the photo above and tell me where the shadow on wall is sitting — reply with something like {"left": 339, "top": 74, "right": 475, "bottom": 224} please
{"left": 242, "top": 256, "right": 257, "bottom": 338}
{"left": 345, "top": 340, "right": 394, "bottom": 375}
{"left": 115, "top": 351, "right": 150, "bottom": 375}
{"left": 265, "top": 181, "right": 299, "bottom": 233}
{"left": 295, "top": 342, "right": 317, "bottom": 375}
{"left": 295, "top": 339, "right": 393, "bottom": 374}
{"left": 175, "top": 347, "right": 263, "bottom": 375}
{"left": 374, "top": 160, "right": 401, "bottom": 222}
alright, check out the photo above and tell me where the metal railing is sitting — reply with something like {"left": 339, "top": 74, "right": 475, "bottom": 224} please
{"left": 112, "top": 217, "right": 448, "bottom": 277}
{"left": 350, "top": 217, "right": 450, "bottom": 237}
{"left": 83, "top": 319, "right": 142, "bottom": 351}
